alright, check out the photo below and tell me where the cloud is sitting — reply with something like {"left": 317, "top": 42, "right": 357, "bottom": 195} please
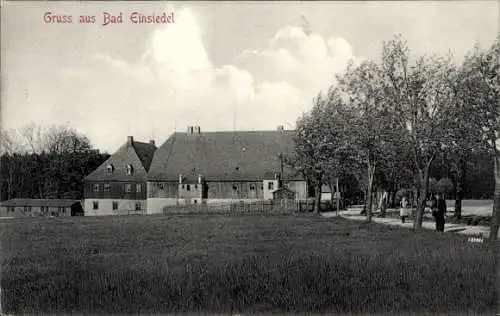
{"left": 58, "top": 8, "right": 360, "bottom": 151}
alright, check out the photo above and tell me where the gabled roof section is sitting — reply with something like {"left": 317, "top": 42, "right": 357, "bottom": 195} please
{"left": 133, "top": 141, "right": 157, "bottom": 171}
{"left": 86, "top": 137, "right": 156, "bottom": 182}
{"left": 147, "top": 130, "right": 304, "bottom": 181}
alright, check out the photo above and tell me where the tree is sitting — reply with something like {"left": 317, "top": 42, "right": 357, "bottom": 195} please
{"left": 337, "top": 60, "right": 396, "bottom": 222}
{"left": 0, "top": 124, "right": 109, "bottom": 201}
{"left": 292, "top": 89, "right": 354, "bottom": 214}
{"left": 292, "top": 95, "right": 328, "bottom": 214}
{"left": 380, "top": 35, "right": 460, "bottom": 229}
{"left": 460, "top": 37, "right": 500, "bottom": 242}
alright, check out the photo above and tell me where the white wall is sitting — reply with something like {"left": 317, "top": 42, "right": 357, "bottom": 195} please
{"left": 287, "top": 181, "right": 308, "bottom": 200}
{"left": 146, "top": 198, "right": 179, "bottom": 214}
{"left": 84, "top": 199, "right": 146, "bottom": 216}
{"left": 263, "top": 180, "right": 279, "bottom": 200}
{"left": 321, "top": 193, "right": 332, "bottom": 201}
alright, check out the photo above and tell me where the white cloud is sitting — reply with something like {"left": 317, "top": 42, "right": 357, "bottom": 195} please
{"left": 58, "top": 8, "right": 360, "bottom": 151}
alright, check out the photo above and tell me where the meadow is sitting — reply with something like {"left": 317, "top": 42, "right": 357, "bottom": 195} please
{"left": 0, "top": 214, "right": 497, "bottom": 314}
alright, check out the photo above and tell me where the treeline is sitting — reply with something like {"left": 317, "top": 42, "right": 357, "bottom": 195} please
{"left": 290, "top": 34, "right": 499, "bottom": 241}
{"left": 0, "top": 124, "right": 109, "bottom": 201}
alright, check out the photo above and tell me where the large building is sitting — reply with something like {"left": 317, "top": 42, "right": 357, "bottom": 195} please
{"left": 146, "top": 126, "right": 309, "bottom": 214}
{"left": 84, "top": 136, "right": 157, "bottom": 215}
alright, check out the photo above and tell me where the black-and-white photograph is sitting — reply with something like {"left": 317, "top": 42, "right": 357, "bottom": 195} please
{"left": 1, "top": 1, "right": 499, "bottom": 314}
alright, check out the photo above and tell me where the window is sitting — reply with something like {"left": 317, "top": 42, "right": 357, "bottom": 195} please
{"left": 135, "top": 203, "right": 141, "bottom": 211}
{"left": 186, "top": 184, "right": 191, "bottom": 191}
{"left": 232, "top": 185, "right": 238, "bottom": 191}
{"left": 24, "top": 206, "right": 31, "bottom": 212}
{"left": 93, "top": 201, "right": 99, "bottom": 210}
{"left": 61, "top": 207, "right": 66, "bottom": 213}
{"left": 136, "top": 184, "right": 141, "bottom": 193}
{"left": 182, "top": 184, "right": 185, "bottom": 189}
{"left": 268, "top": 182, "right": 274, "bottom": 190}
{"left": 250, "top": 184, "right": 255, "bottom": 191}
{"left": 93, "top": 184, "right": 100, "bottom": 192}
{"left": 159, "top": 183, "right": 164, "bottom": 190}
{"left": 195, "top": 184, "right": 198, "bottom": 189}
{"left": 124, "top": 184, "right": 132, "bottom": 193}
{"left": 112, "top": 202, "right": 118, "bottom": 210}
{"left": 194, "top": 200, "right": 198, "bottom": 204}
{"left": 106, "top": 164, "right": 114, "bottom": 174}
{"left": 7, "top": 207, "right": 14, "bottom": 213}
{"left": 126, "top": 164, "right": 134, "bottom": 175}
{"left": 104, "top": 183, "right": 111, "bottom": 192}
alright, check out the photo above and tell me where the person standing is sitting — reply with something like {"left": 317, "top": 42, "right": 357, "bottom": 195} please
{"left": 434, "top": 193, "right": 446, "bottom": 232}
{"left": 400, "top": 197, "right": 409, "bottom": 223}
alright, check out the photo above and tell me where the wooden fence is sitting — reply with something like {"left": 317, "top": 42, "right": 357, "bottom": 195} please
{"left": 162, "top": 199, "right": 337, "bottom": 214}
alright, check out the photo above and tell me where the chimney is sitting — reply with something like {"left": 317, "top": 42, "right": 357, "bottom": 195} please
{"left": 149, "top": 139, "right": 155, "bottom": 146}
{"left": 194, "top": 126, "right": 201, "bottom": 134}
{"left": 179, "top": 174, "right": 183, "bottom": 184}
{"left": 277, "top": 125, "right": 284, "bottom": 132}
{"left": 127, "top": 136, "right": 134, "bottom": 147}
{"left": 187, "top": 126, "right": 194, "bottom": 134}
{"left": 198, "top": 174, "right": 202, "bottom": 184}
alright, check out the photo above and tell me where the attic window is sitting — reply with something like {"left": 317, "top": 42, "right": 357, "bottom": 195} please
{"left": 126, "top": 164, "right": 134, "bottom": 175}
{"left": 106, "top": 164, "right": 114, "bottom": 174}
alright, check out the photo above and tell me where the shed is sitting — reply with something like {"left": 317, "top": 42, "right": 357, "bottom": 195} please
{"left": 0, "top": 199, "right": 84, "bottom": 217}
{"left": 273, "top": 187, "right": 296, "bottom": 200}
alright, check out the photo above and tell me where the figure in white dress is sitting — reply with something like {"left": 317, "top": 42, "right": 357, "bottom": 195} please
{"left": 400, "top": 197, "right": 409, "bottom": 224}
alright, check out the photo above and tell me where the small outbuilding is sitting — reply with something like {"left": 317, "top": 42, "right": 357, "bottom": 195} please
{"left": 0, "top": 199, "right": 84, "bottom": 217}
{"left": 272, "top": 187, "right": 296, "bottom": 200}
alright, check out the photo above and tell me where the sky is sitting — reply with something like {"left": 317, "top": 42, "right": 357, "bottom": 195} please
{"left": 1, "top": 1, "right": 498, "bottom": 152}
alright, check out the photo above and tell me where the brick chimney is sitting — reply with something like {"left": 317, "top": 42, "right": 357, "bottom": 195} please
{"left": 127, "top": 136, "right": 134, "bottom": 147}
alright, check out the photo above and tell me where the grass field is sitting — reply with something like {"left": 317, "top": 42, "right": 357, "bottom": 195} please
{"left": 0, "top": 214, "right": 497, "bottom": 314}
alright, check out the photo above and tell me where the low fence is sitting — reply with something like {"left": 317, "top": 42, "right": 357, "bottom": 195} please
{"left": 162, "top": 199, "right": 338, "bottom": 215}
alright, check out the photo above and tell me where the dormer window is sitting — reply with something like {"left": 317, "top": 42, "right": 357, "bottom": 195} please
{"left": 126, "top": 164, "right": 134, "bottom": 175}
{"left": 106, "top": 164, "right": 114, "bottom": 174}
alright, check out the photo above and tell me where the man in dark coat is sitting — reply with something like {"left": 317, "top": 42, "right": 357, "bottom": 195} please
{"left": 433, "top": 193, "right": 446, "bottom": 232}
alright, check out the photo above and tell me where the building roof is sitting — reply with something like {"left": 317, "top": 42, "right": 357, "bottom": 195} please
{"left": 86, "top": 137, "right": 157, "bottom": 182}
{"left": 0, "top": 199, "right": 81, "bottom": 208}
{"left": 148, "top": 130, "right": 304, "bottom": 181}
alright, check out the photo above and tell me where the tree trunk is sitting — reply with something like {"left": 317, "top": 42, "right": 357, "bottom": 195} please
{"left": 454, "top": 158, "right": 466, "bottom": 219}
{"left": 380, "top": 191, "right": 388, "bottom": 218}
{"left": 329, "top": 182, "right": 335, "bottom": 212}
{"left": 365, "top": 165, "right": 376, "bottom": 222}
{"left": 414, "top": 164, "right": 431, "bottom": 229}
{"left": 390, "top": 187, "right": 397, "bottom": 209}
{"left": 488, "top": 153, "right": 500, "bottom": 242}
{"left": 362, "top": 187, "right": 368, "bottom": 214}
{"left": 314, "top": 175, "right": 322, "bottom": 214}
